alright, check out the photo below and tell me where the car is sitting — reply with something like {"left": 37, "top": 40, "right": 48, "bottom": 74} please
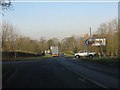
{"left": 75, "top": 50, "right": 96, "bottom": 58}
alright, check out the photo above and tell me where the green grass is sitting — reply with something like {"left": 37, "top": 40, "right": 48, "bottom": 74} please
{"left": 42, "top": 54, "right": 52, "bottom": 58}
{"left": 2, "top": 56, "right": 43, "bottom": 61}
{"left": 64, "top": 52, "right": 74, "bottom": 58}
{"left": 84, "top": 57, "right": 119, "bottom": 68}
{"left": 2, "top": 54, "right": 53, "bottom": 62}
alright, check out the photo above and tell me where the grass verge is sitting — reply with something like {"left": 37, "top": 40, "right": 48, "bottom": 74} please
{"left": 64, "top": 52, "right": 74, "bottom": 58}
{"left": 82, "top": 57, "right": 119, "bottom": 69}
{"left": 42, "top": 54, "right": 52, "bottom": 58}
{"left": 2, "top": 56, "right": 46, "bottom": 62}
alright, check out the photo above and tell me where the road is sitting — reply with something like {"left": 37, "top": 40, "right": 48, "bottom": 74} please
{"left": 2, "top": 57, "right": 119, "bottom": 88}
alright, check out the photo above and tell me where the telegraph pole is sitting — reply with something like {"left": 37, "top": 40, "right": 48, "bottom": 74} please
{"left": 90, "top": 27, "right": 92, "bottom": 38}
{"left": 87, "top": 27, "right": 92, "bottom": 53}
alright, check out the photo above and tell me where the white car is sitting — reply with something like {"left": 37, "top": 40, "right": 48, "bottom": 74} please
{"left": 75, "top": 50, "right": 96, "bottom": 58}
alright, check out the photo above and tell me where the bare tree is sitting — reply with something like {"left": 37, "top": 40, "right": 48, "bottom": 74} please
{"left": 61, "top": 36, "right": 78, "bottom": 53}
{"left": 0, "top": 24, "right": 1, "bottom": 64}
{"left": 15, "top": 36, "right": 40, "bottom": 54}
{"left": 118, "top": 19, "right": 120, "bottom": 57}
{"left": 2, "top": 22, "right": 18, "bottom": 52}
{"left": 95, "top": 19, "right": 118, "bottom": 57}
{"left": 47, "top": 39, "right": 55, "bottom": 49}
{"left": 0, "top": 0, "right": 13, "bottom": 15}
{"left": 39, "top": 37, "right": 47, "bottom": 53}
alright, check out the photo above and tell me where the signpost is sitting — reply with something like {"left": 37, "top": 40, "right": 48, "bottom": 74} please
{"left": 85, "top": 38, "right": 106, "bottom": 57}
{"left": 84, "top": 27, "right": 107, "bottom": 57}
{"left": 85, "top": 38, "right": 106, "bottom": 46}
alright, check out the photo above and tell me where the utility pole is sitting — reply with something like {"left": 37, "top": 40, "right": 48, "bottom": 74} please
{"left": 90, "top": 27, "right": 92, "bottom": 38}
{"left": 87, "top": 27, "right": 92, "bottom": 53}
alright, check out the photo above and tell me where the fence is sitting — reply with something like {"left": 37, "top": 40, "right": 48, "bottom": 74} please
{"left": 2, "top": 52, "right": 45, "bottom": 60}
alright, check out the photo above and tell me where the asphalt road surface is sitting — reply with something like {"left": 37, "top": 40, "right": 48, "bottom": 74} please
{"left": 2, "top": 57, "right": 119, "bottom": 88}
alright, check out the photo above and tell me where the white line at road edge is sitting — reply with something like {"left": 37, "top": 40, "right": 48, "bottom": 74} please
{"left": 58, "top": 59, "right": 108, "bottom": 88}
{"left": 5, "top": 68, "right": 18, "bottom": 84}
{"left": 65, "top": 67, "right": 108, "bottom": 88}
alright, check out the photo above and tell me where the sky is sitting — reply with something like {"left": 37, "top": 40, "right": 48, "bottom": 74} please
{"left": 2, "top": 0, "right": 118, "bottom": 40}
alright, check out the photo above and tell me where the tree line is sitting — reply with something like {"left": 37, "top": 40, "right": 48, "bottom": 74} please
{"left": 1, "top": 18, "right": 119, "bottom": 57}
{"left": 0, "top": 0, "right": 119, "bottom": 57}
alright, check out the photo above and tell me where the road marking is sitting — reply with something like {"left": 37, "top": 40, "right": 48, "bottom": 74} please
{"left": 5, "top": 68, "right": 18, "bottom": 84}
{"left": 78, "top": 78, "right": 86, "bottom": 83}
{"left": 66, "top": 67, "right": 107, "bottom": 88}
{"left": 58, "top": 59, "right": 108, "bottom": 88}
{"left": 72, "top": 58, "right": 76, "bottom": 59}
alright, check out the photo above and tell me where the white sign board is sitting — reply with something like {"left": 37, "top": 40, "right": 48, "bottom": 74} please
{"left": 85, "top": 38, "right": 106, "bottom": 46}
{"left": 91, "top": 38, "right": 106, "bottom": 46}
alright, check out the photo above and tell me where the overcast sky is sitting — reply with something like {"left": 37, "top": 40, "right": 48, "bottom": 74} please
{"left": 2, "top": 0, "right": 118, "bottom": 40}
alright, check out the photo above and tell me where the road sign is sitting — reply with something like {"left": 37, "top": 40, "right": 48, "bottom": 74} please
{"left": 85, "top": 38, "right": 106, "bottom": 46}
{"left": 91, "top": 38, "right": 106, "bottom": 46}
{"left": 85, "top": 39, "right": 89, "bottom": 45}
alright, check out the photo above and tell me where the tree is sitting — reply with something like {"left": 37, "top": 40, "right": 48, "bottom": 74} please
{"left": 95, "top": 19, "right": 118, "bottom": 57}
{"left": 39, "top": 37, "right": 47, "bottom": 53}
{"left": 0, "top": 0, "right": 13, "bottom": 15}
{"left": 16, "top": 36, "right": 41, "bottom": 54}
{"left": 61, "top": 36, "right": 78, "bottom": 53}
{"left": 47, "top": 39, "right": 55, "bottom": 49}
{"left": 2, "top": 22, "right": 18, "bottom": 52}
{"left": 118, "top": 19, "right": 120, "bottom": 57}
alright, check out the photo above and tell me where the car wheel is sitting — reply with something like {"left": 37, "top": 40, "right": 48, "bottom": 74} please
{"left": 89, "top": 55, "right": 93, "bottom": 58}
{"left": 75, "top": 55, "right": 80, "bottom": 59}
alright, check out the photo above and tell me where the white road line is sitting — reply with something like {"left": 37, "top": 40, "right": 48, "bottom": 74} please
{"left": 58, "top": 59, "right": 119, "bottom": 88}
{"left": 65, "top": 66, "right": 107, "bottom": 88}
{"left": 5, "top": 68, "right": 18, "bottom": 84}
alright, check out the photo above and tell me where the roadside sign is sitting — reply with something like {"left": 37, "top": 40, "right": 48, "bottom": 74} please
{"left": 85, "top": 38, "right": 106, "bottom": 46}
{"left": 85, "top": 39, "right": 89, "bottom": 45}
{"left": 91, "top": 38, "right": 106, "bottom": 46}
